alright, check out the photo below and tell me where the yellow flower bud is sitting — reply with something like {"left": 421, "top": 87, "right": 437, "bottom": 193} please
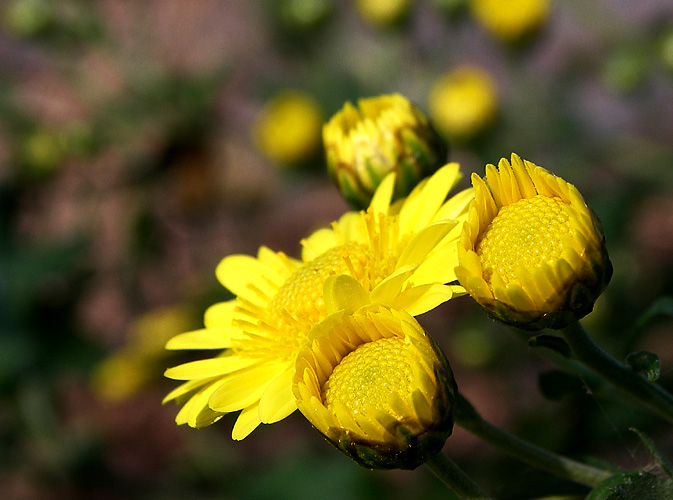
{"left": 470, "top": 0, "right": 550, "bottom": 44}
{"left": 428, "top": 66, "right": 498, "bottom": 143}
{"left": 293, "top": 303, "right": 456, "bottom": 469}
{"left": 253, "top": 90, "right": 323, "bottom": 167}
{"left": 356, "top": 0, "right": 410, "bottom": 28}
{"left": 323, "top": 93, "right": 447, "bottom": 209}
{"left": 455, "top": 153, "right": 612, "bottom": 330}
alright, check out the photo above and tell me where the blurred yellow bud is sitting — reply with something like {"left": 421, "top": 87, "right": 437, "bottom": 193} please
{"left": 253, "top": 90, "right": 323, "bottom": 167}
{"left": 470, "top": 0, "right": 550, "bottom": 43}
{"left": 428, "top": 66, "right": 498, "bottom": 142}
{"left": 356, "top": 0, "right": 410, "bottom": 28}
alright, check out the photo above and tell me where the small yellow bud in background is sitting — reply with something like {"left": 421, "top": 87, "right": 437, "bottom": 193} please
{"left": 355, "top": 0, "right": 410, "bottom": 28}
{"left": 253, "top": 90, "right": 323, "bottom": 167}
{"left": 323, "top": 93, "right": 448, "bottom": 210}
{"left": 91, "top": 306, "right": 197, "bottom": 402}
{"left": 428, "top": 66, "right": 498, "bottom": 143}
{"left": 455, "top": 153, "right": 612, "bottom": 331}
{"left": 294, "top": 304, "right": 456, "bottom": 470}
{"left": 470, "top": 0, "right": 550, "bottom": 44}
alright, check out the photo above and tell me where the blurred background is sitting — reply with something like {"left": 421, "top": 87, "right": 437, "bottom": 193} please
{"left": 2, "top": 0, "right": 673, "bottom": 499}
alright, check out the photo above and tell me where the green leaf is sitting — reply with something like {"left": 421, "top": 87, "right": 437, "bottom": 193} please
{"left": 586, "top": 470, "right": 673, "bottom": 500}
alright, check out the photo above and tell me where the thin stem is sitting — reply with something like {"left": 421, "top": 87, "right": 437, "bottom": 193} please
{"left": 454, "top": 393, "right": 614, "bottom": 487}
{"left": 425, "top": 451, "right": 492, "bottom": 500}
{"left": 561, "top": 321, "right": 673, "bottom": 423}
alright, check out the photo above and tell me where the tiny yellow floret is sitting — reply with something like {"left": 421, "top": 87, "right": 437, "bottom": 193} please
{"left": 324, "top": 337, "right": 413, "bottom": 413}
{"left": 477, "top": 195, "right": 569, "bottom": 286}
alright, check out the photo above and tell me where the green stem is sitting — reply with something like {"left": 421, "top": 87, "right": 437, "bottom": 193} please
{"left": 561, "top": 321, "right": 673, "bottom": 423}
{"left": 425, "top": 451, "right": 492, "bottom": 500}
{"left": 454, "top": 393, "right": 613, "bottom": 487}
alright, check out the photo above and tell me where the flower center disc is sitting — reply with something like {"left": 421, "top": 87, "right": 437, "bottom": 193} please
{"left": 269, "top": 242, "right": 369, "bottom": 323}
{"left": 323, "top": 337, "right": 413, "bottom": 414}
{"left": 476, "top": 195, "right": 570, "bottom": 286}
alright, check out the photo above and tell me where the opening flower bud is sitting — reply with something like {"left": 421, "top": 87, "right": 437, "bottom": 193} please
{"left": 455, "top": 153, "right": 612, "bottom": 331}
{"left": 323, "top": 93, "right": 448, "bottom": 210}
{"left": 293, "top": 304, "right": 456, "bottom": 470}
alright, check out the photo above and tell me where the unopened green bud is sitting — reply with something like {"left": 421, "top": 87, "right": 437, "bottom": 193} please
{"left": 323, "top": 93, "right": 447, "bottom": 210}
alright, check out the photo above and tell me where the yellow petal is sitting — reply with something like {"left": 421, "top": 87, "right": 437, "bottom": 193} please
{"left": 216, "top": 255, "right": 284, "bottom": 305}
{"left": 369, "top": 171, "right": 396, "bottom": 215}
{"left": 232, "top": 402, "right": 262, "bottom": 440}
{"left": 370, "top": 266, "right": 416, "bottom": 306}
{"left": 398, "top": 164, "right": 460, "bottom": 234}
{"left": 324, "top": 274, "right": 370, "bottom": 314}
{"left": 333, "top": 211, "right": 368, "bottom": 243}
{"left": 204, "top": 301, "right": 237, "bottom": 328}
{"left": 301, "top": 227, "right": 340, "bottom": 262}
{"left": 433, "top": 187, "right": 474, "bottom": 221}
{"left": 165, "top": 328, "right": 235, "bottom": 350}
{"left": 258, "top": 366, "right": 296, "bottom": 424}
{"left": 390, "top": 283, "right": 454, "bottom": 316}
{"left": 164, "top": 356, "right": 257, "bottom": 381}
{"left": 412, "top": 232, "right": 462, "bottom": 284}
{"left": 183, "top": 380, "right": 224, "bottom": 428}
{"left": 396, "top": 220, "right": 455, "bottom": 269}
{"left": 209, "top": 362, "right": 285, "bottom": 413}
{"left": 163, "top": 378, "right": 212, "bottom": 404}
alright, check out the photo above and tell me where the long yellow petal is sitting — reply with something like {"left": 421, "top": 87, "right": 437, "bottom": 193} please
{"left": 258, "top": 366, "right": 297, "bottom": 424}
{"left": 165, "top": 328, "right": 235, "bottom": 350}
{"left": 232, "top": 402, "right": 262, "bottom": 440}
{"left": 164, "top": 356, "right": 256, "bottom": 381}
{"left": 209, "top": 362, "right": 285, "bottom": 413}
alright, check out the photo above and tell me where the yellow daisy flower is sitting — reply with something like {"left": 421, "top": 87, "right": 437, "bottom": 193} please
{"left": 164, "top": 163, "right": 473, "bottom": 439}
{"left": 293, "top": 275, "right": 456, "bottom": 470}
{"left": 323, "top": 93, "right": 447, "bottom": 210}
{"left": 455, "top": 153, "right": 612, "bottom": 330}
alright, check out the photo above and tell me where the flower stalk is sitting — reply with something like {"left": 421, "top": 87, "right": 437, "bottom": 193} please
{"left": 454, "top": 392, "right": 614, "bottom": 487}
{"left": 425, "top": 452, "right": 492, "bottom": 500}
{"left": 561, "top": 321, "right": 673, "bottom": 424}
